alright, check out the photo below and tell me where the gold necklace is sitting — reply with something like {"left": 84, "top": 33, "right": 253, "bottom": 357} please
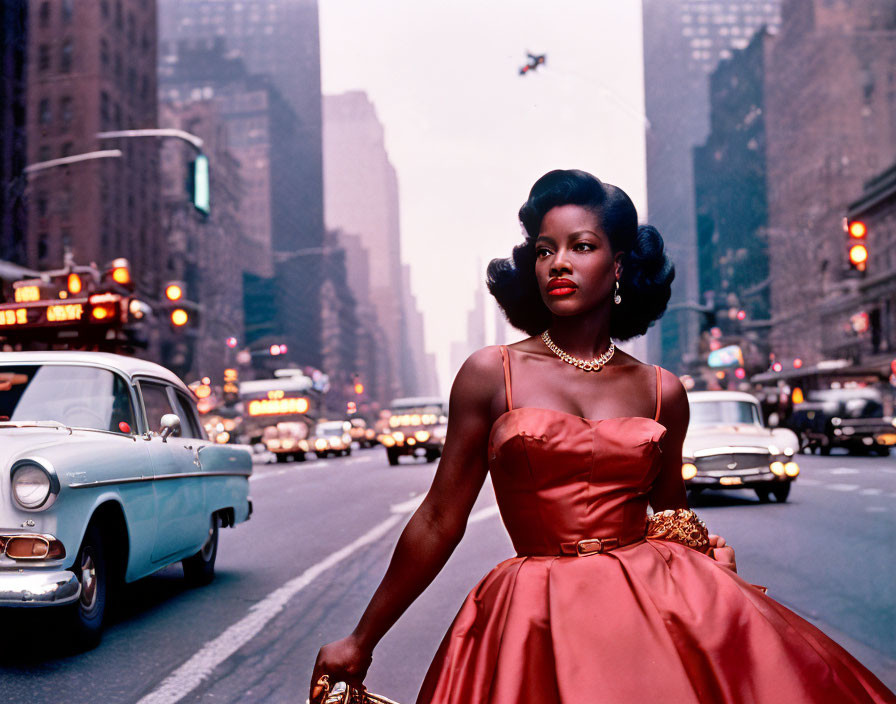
{"left": 541, "top": 330, "right": 615, "bottom": 372}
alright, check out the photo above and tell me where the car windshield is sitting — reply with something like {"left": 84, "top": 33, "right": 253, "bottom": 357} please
{"left": 0, "top": 364, "right": 136, "bottom": 433}
{"left": 690, "top": 400, "right": 762, "bottom": 428}
{"left": 317, "top": 423, "right": 345, "bottom": 436}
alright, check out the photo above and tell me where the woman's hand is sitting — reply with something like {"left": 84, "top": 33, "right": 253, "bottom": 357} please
{"left": 708, "top": 534, "right": 737, "bottom": 573}
{"left": 309, "top": 635, "right": 372, "bottom": 703}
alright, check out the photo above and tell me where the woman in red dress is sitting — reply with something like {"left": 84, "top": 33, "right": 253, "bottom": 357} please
{"left": 311, "top": 170, "right": 894, "bottom": 703}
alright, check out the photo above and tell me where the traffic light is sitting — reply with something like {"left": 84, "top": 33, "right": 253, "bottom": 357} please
{"left": 847, "top": 219, "right": 868, "bottom": 272}
{"left": 162, "top": 280, "right": 198, "bottom": 329}
{"left": 187, "top": 154, "right": 210, "bottom": 217}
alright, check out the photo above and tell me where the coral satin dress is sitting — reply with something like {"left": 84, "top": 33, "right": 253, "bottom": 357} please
{"left": 417, "top": 347, "right": 894, "bottom": 704}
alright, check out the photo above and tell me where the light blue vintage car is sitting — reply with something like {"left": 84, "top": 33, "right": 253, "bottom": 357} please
{"left": 0, "top": 351, "right": 252, "bottom": 647}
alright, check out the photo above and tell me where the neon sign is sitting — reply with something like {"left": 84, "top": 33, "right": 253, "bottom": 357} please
{"left": 247, "top": 397, "right": 309, "bottom": 416}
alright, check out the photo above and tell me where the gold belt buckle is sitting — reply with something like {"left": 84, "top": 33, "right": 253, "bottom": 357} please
{"left": 575, "top": 537, "right": 620, "bottom": 556}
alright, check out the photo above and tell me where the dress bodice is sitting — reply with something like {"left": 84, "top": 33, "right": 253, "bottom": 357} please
{"left": 488, "top": 407, "right": 666, "bottom": 556}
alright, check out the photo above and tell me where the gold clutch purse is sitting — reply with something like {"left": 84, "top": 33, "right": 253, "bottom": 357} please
{"left": 310, "top": 675, "right": 400, "bottom": 704}
{"left": 646, "top": 508, "right": 710, "bottom": 552}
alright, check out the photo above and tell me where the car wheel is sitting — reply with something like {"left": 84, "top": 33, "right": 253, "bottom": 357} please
{"left": 67, "top": 523, "right": 108, "bottom": 650}
{"left": 387, "top": 447, "right": 400, "bottom": 466}
{"left": 772, "top": 484, "right": 791, "bottom": 502}
{"left": 425, "top": 449, "right": 439, "bottom": 463}
{"left": 345, "top": 448, "right": 352, "bottom": 456}
{"left": 875, "top": 447, "right": 891, "bottom": 457}
{"left": 295, "top": 452, "right": 306, "bottom": 462}
{"left": 755, "top": 488, "right": 772, "bottom": 503}
{"left": 275, "top": 453, "right": 289, "bottom": 464}
{"left": 183, "top": 516, "right": 219, "bottom": 587}
{"left": 819, "top": 444, "right": 831, "bottom": 456}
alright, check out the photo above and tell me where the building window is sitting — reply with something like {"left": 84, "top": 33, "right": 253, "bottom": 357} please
{"left": 114, "top": 53, "right": 122, "bottom": 81}
{"left": 127, "top": 12, "right": 136, "bottom": 43}
{"left": 38, "top": 98, "right": 52, "bottom": 125}
{"left": 61, "top": 229, "right": 72, "bottom": 251}
{"left": 62, "top": 0, "right": 73, "bottom": 24}
{"left": 39, "top": 2, "right": 50, "bottom": 27}
{"left": 100, "top": 91, "right": 110, "bottom": 123}
{"left": 38, "top": 145, "right": 52, "bottom": 163}
{"left": 60, "top": 40, "right": 73, "bottom": 73}
{"left": 38, "top": 235, "right": 49, "bottom": 262}
{"left": 36, "top": 192, "right": 49, "bottom": 217}
{"left": 60, "top": 142, "right": 73, "bottom": 157}
{"left": 38, "top": 44, "right": 50, "bottom": 71}
{"left": 115, "top": 0, "right": 123, "bottom": 29}
{"left": 60, "top": 96, "right": 73, "bottom": 131}
{"left": 101, "top": 38, "right": 109, "bottom": 67}
{"left": 101, "top": 0, "right": 109, "bottom": 18}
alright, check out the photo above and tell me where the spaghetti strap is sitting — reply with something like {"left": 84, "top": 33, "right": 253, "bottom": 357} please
{"left": 499, "top": 346, "right": 513, "bottom": 412}
{"left": 654, "top": 365, "right": 662, "bottom": 422}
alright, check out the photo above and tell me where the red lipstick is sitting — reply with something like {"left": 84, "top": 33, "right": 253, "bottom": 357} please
{"left": 547, "top": 278, "right": 577, "bottom": 296}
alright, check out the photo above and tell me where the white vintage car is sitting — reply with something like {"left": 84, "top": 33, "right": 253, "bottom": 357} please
{"left": 0, "top": 351, "right": 252, "bottom": 647}
{"left": 683, "top": 391, "right": 800, "bottom": 503}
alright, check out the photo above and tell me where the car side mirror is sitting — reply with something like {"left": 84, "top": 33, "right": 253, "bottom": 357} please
{"left": 767, "top": 412, "right": 780, "bottom": 428}
{"left": 159, "top": 413, "right": 181, "bottom": 440}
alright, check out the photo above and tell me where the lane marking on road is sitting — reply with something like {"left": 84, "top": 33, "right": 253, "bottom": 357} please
{"left": 826, "top": 483, "right": 860, "bottom": 492}
{"left": 866, "top": 506, "right": 886, "bottom": 513}
{"left": 390, "top": 494, "right": 425, "bottom": 514}
{"left": 248, "top": 460, "right": 326, "bottom": 482}
{"left": 828, "top": 467, "right": 860, "bottom": 475}
{"left": 861, "top": 488, "right": 884, "bottom": 496}
{"left": 795, "top": 478, "right": 821, "bottom": 486}
{"left": 469, "top": 505, "right": 500, "bottom": 524}
{"left": 882, "top": 468, "right": 896, "bottom": 475}
{"left": 137, "top": 510, "right": 408, "bottom": 704}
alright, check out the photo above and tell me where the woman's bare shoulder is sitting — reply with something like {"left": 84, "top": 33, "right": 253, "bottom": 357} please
{"left": 451, "top": 346, "right": 507, "bottom": 407}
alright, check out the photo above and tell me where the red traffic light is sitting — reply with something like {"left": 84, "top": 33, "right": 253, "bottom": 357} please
{"left": 226, "top": 336, "right": 238, "bottom": 348}
{"left": 269, "top": 343, "right": 288, "bottom": 356}
{"left": 848, "top": 220, "right": 867, "bottom": 238}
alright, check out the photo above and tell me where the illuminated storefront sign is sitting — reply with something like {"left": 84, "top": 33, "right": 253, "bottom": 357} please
{"left": 247, "top": 397, "right": 310, "bottom": 416}
{"left": 14, "top": 286, "right": 40, "bottom": 303}
{"left": 0, "top": 300, "right": 86, "bottom": 327}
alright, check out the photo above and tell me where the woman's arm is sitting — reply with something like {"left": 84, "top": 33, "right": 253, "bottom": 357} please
{"left": 648, "top": 369, "right": 737, "bottom": 572}
{"left": 648, "top": 369, "right": 690, "bottom": 512}
{"left": 310, "top": 347, "right": 502, "bottom": 694}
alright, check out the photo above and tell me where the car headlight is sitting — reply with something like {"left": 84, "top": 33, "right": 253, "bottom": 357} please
{"left": 681, "top": 463, "right": 698, "bottom": 480}
{"left": 770, "top": 461, "right": 785, "bottom": 476}
{"left": 11, "top": 461, "right": 59, "bottom": 510}
{"left": 392, "top": 431, "right": 405, "bottom": 443}
{"left": 768, "top": 444, "right": 781, "bottom": 456}
{"left": 433, "top": 425, "right": 447, "bottom": 439}
{"left": 415, "top": 430, "right": 430, "bottom": 442}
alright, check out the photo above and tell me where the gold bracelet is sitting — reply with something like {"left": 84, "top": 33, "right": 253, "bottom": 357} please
{"left": 646, "top": 509, "right": 710, "bottom": 553}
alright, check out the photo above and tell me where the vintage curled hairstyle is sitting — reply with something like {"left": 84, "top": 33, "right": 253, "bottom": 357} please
{"left": 487, "top": 169, "right": 674, "bottom": 341}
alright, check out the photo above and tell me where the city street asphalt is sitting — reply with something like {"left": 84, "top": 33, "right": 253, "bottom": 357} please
{"left": 1, "top": 447, "right": 893, "bottom": 703}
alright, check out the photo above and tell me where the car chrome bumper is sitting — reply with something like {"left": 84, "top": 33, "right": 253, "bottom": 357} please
{"left": 0, "top": 569, "right": 81, "bottom": 607}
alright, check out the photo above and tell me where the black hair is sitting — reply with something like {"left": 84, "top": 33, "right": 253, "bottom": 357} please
{"left": 486, "top": 169, "right": 674, "bottom": 341}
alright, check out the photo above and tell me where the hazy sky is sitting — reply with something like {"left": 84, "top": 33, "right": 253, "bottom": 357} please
{"left": 319, "top": 1, "right": 647, "bottom": 394}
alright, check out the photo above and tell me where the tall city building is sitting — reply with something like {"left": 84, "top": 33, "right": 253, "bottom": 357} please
{"left": 642, "top": 0, "right": 780, "bottom": 372}
{"left": 157, "top": 0, "right": 325, "bottom": 292}
{"left": 159, "top": 39, "right": 322, "bottom": 367}
{"left": 25, "top": 0, "right": 162, "bottom": 294}
{"left": 693, "top": 28, "right": 774, "bottom": 375}
{"left": 158, "top": 99, "right": 248, "bottom": 380}
{"left": 322, "top": 91, "right": 426, "bottom": 400}
{"left": 764, "top": 0, "right": 896, "bottom": 368}
{"left": 1, "top": 0, "right": 28, "bottom": 268}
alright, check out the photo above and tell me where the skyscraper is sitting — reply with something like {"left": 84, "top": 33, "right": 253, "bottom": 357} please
{"left": 157, "top": 0, "right": 324, "bottom": 276}
{"left": 1, "top": 0, "right": 28, "bottom": 268}
{"left": 642, "top": 0, "right": 780, "bottom": 372}
{"left": 322, "top": 91, "right": 422, "bottom": 399}
{"left": 24, "top": 0, "right": 162, "bottom": 292}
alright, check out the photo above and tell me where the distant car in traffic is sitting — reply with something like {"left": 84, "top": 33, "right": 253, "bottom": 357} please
{"left": 310, "top": 420, "right": 352, "bottom": 458}
{"left": 0, "top": 351, "right": 253, "bottom": 648}
{"left": 378, "top": 397, "right": 448, "bottom": 466}
{"left": 787, "top": 388, "right": 895, "bottom": 456}
{"left": 262, "top": 420, "right": 311, "bottom": 463}
{"left": 348, "top": 417, "right": 376, "bottom": 448}
{"left": 684, "top": 391, "right": 800, "bottom": 503}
